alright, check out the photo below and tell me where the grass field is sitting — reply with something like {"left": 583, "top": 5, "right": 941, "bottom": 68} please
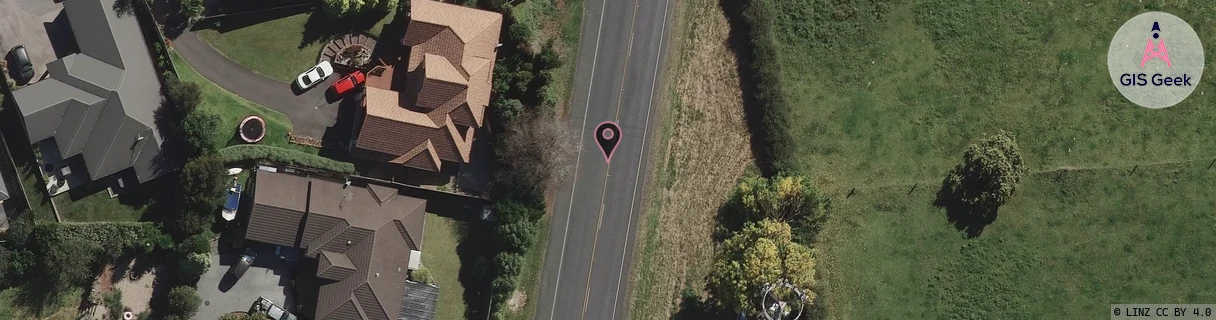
{"left": 752, "top": 0, "right": 1216, "bottom": 186}
{"left": 820, "top": 161, "right": 1216, "bottom": 319}
{"left": 197, "top": 10, "right": 398, "bottom": 83}
{"left": 737, "top": 0, "right": 1216, "bottom": 318}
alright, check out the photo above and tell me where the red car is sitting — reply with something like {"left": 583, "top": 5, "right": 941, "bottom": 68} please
{"left": 330, "top": 71, "right": 366, "bottom": 95}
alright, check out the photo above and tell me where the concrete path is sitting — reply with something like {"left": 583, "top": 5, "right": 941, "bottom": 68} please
{"left": 172, "top": 32, "right": 342, "bottom": 138}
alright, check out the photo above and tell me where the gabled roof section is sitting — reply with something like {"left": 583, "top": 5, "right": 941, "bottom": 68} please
{"left": 0, "top": 171, "right": 9, "bottom": 202}
{"left": 245, "top": 171, "right": 429, "bottom": 320}
{"left": 409, "top": 0, "right": 501, "bottom": 43}
{"left": 354, "top": 0, "right": 500, "bottom": 172}
{"left": 11, "top": 0, "right": 166, "bottom": 183}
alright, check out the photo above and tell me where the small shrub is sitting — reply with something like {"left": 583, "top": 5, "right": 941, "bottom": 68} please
{"left": 409, "top": 267, "right": 434, "bottom": 284}
{"left": 103, "top": 289, "right": 124, "bottom": 319}
{"left": 536, "top": 41, "right": 563, "bottom": 70}
{"left": 178, "top": 252, "right": 210, "bottom": 282}
{"left": 178, "top": 230, "right": 214, "bottom": 256}
{"left": 217, "top": 145, "right": 356, "bottom": 173}
{"left": 166, "top": 286, "right": 201, "bottom": 318}
{"left": 494, "top": 252, "right": 524, "bottom": 278}
{"left": 493, "top": 220, "right": 539, "bottom": 253}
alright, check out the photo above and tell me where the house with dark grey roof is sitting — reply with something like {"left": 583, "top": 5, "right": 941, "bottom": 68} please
{"left": 246, "top": 170, "right": 437, "bottom": 320}
{"left": 11, "top": 0, "right": 167, "bottom": 186}
{"left": 0, "top": 171, "right": 8, "bottom": 205}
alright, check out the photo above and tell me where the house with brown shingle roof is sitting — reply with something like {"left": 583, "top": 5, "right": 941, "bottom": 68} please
{"left": 245, "top": 170, "right": 435, "bottom": 320}
{"left": 351, "top": 0, "right": 502, "bottom": 172}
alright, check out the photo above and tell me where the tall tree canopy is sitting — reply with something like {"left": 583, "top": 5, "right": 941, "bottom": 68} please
{"left": 943, "top": 130, "right": 1027, "bottom": 208}
{"left": 708, "top": 219, "right": 816, "bottom": 315}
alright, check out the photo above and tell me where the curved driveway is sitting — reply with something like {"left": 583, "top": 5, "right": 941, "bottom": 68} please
{"left": 173, "top": 32, "right": 341, "bottom": 138}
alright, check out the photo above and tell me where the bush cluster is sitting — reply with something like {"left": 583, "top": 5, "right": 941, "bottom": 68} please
{"left": 490, "top": 42, "right": 564, "bottom": 124}
{"left": 0, "top": 221, "right": 171, "bottom": 295}
{"left": 486, "top": 193, "right": 546, "bottom": 312}
{"left": 166, "top": 286, "right": 201, "bottom": 319}
{"left": 218, "top": 144, "right": 356, "bottom": 173}
{"left": 322, "top": 0, "right": 398, "bottom": 19}
{"left": 739, "top": 0, "right": 796, "bottom": 174}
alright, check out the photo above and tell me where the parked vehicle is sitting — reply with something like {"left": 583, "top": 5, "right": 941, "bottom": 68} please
{"left": 7, "top": 45, "right": 35, "bottom": 83}
{"left": 230, "top": 248, "right": 257, "bottom": 278}
{"left": 330, "top": 70, "right": 366, "bottom": 96}
{"left": 294, "top": 61, "right": 334, "bottom": 89}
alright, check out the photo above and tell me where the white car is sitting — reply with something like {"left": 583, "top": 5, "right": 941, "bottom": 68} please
{"left": 295, "top": 61, "right": 334, "bottom": 89}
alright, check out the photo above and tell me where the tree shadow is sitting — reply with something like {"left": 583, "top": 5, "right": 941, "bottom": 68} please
{"left": 191, "top": 4, "right": 313, "bottom": 35}
{"left": 933, "top": 177, "right": 998, "bottom": 238}
{"left": 718, "top": 0, "right": 779, "bottom": 176}
{"left": 300, "top": 9, "right": 390, "bottom": 50}
{"left": 672, "top": 288, "right": 733, "bottom": 320}
{"left": 453, "top": 220, "right": 493, "bottom": 319}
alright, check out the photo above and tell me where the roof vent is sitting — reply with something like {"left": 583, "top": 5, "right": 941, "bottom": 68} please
{"left": 346, "top": 240, "right": 352, "bottom": 246}
{"left": 375, "top": 273, "right": 380, "bottom": 277}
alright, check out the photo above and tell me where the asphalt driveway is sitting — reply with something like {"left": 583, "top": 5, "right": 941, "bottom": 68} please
{"left": 0, "top": 0, "right": 74, "bottom": 85}
{"left": 173, "top": 32, "right": 349, "bottom": 139}
{"left": 196, "top": 242, "right": 296, "bottom": 320}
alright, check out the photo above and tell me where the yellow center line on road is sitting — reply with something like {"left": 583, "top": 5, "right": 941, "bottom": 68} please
{"left": 578, "top": 0, "right": 645, "bottom": 318}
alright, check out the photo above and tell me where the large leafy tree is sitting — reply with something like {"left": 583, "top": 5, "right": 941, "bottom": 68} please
{"left": 181, "top": 109, "right": 221, "bottom": 158}
{"left": 173, "top": 156, "right": 227, "bottom": 236}
{"left": 728, "top": 174, "right": 829, "bottom": 242}
{"left": 942, "top": 130, "right": 1027, "bottom": 209}
{"left": 708, "top": 219, "right": 816, "bottom": 315}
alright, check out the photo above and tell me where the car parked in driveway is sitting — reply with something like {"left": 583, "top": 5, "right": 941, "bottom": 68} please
{"left": 295, "top": 61, "right": 333, "bottom": 90}
{"left": 230, "top": 248, "right": 257, "bottom": 278}
{"left": 7, "top": 45, "right": 35, "bottom": 83}
{"left": 330, "top": 70, "right": 365, "bottom": 96}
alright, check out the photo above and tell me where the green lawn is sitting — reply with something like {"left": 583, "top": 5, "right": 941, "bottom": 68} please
{"left": 741, "top": 0, "right": 1216, "bottom": 318}
{"left": 753, "top": 0, "right": 1216, "bottom": 186}
{"left": 422, "top": 215, "right": 469, "bottom": 320}
{"left": 197, "top": 10, "right": 398, "bottom": 83}
{"left": 820, "top": 162, "right": 1216, "bottom": 319}
{"left": 0, "top": 286, "right": 84, "bottom": 320}
{"left": 169, "top": 50, "right": 316, "bottom": 154}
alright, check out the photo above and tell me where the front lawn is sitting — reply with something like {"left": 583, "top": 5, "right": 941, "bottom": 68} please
{"left": 169, "top": 50, "right": 316, "bottom": 154}
{"left": 197, "top": 10, "right": 398, "bottom": 83}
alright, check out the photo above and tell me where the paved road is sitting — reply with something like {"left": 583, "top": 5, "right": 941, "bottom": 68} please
{"left": 173, "top": 32, "right": 342, "bottom": 138}
{"left": 534, "top": 0, "right": 672, "bottom": 317}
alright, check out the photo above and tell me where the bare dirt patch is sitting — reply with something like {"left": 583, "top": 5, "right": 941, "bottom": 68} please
{"left": 506, "top": 289, "right": 528, "bottom": 312}
{"left": 628, "top": 0, "right": 752, "bottom": 318}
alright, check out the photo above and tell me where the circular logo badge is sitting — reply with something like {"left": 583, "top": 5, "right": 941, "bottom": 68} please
{"left": 1107, "top": 12, "right": 1204, "bottom": 109}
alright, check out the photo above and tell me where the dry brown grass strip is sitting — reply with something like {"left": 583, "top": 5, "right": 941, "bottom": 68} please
{"left": 628, "top": 0, "right": 752, "bottom": 317}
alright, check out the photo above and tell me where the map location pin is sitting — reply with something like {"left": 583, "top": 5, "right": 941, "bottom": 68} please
{"left": 595, "top": 121, "right": 621, "bottom": 163}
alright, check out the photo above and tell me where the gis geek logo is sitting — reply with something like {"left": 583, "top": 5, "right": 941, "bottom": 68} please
{"left": 1108, "top": 12, "right": 1204, "bottom": 109}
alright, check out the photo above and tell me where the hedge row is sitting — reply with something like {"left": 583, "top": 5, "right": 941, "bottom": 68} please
{"left": 218, "top": 144, "right": 356, "bottom": 173}
{"left": 740, "top": 0, "right": 795, "bottom": 174}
